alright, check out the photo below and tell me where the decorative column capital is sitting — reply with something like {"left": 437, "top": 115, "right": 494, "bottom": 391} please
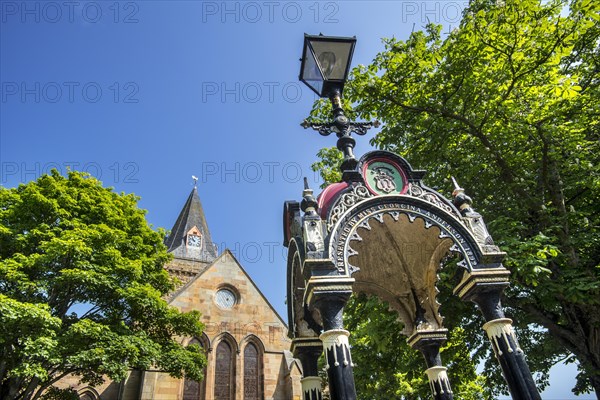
{"left": 306, "top": 276, "right": 355, "bottom": 310}
{"left": 318, "top": 328, "right": 356, "bottom": 399}
{"left": 453, "top": 268, "right": 510, "bottom": 301}
{"left": 301, "top": 376, "right": 323, "bottom": 391}
{"left": 292, "top": 338, "right": 323, "bottom": 378}
{"left": 314, "top": 305, "right": 357, "bottom": 399}
{"left": 293, "top": 338, "right": 324, "bottom": 400}
{"left": 408, "top": 330, "right": 447, "bottom": 363}
{"left": 292, "top": 338, "right": 323, "bottom": 355}
{"left": 408, "top": 329, "right": 454, "bottom": 400}
{"left": 454, "top": 268, "right": 510, "bottom": 321}
{"left": 462, "top": 271, "right": 541, "bottom": 399}
{"left": 407, "top": 329, "right": 448, "bottom": 349}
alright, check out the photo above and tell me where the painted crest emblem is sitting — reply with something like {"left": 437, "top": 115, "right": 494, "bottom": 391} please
{"left": 373, "top": 167, "right": 396, "bottom": 193}
{"left": 363, "top": 159, "right": 407, "bottom": 196}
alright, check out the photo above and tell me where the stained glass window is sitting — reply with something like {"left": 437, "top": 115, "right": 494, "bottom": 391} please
{"left": 243, "top": 343, "right": 261, "bottom": 400}
{"left": 214, "top": 341, "right": 234, "bottom": 400}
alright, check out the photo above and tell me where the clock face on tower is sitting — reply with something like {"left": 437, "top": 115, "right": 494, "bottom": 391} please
{"left": 187, "top": 234, "right": 201, "bottom": 247}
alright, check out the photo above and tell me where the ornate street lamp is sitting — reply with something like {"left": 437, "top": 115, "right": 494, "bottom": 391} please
{"left": 299, "top": 34, "right": 379, "bottom": 177}
{"left": 299, "top": 34, "right": 356, "bottom": 98}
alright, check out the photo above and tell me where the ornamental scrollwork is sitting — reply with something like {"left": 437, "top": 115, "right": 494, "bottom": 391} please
{"left": 327, "top": 184, "right": 373, "bottom": 231}
{"left": 407, "top": 183, "right": 458, "bottom": 217}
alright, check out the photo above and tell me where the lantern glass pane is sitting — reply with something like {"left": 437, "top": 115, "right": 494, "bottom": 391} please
{"left": 309, "top": 40, "right": 354, "bottom": 80}
{"left": 301, "top": 48, "right": 324, "bottom": 95}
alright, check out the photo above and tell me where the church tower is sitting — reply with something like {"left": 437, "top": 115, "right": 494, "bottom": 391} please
{"left": 139, "top": 186, "right": 303, "bottom": 400}
{"left": 163, "top": 186, "right": 219, "bottom": 287}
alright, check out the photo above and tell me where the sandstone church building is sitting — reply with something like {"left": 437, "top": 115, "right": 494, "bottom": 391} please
{"left": 58, "top": 187, "right": 302, "bottom": 399}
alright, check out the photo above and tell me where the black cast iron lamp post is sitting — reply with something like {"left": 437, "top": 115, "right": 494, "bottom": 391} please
{"left": 299, "top": 34, "right": 379, "bottom": 176}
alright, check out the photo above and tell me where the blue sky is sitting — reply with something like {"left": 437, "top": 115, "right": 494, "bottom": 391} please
{"left": 0, "top": 1, "right": 592, "bottom": 398}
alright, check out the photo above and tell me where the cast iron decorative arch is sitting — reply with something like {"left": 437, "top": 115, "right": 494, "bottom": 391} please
{"left": 328, "top": 195, "right": 478, "bottom": 335}
{"left": 284, "top": 150, "right": 541, "bottom": 400}
{"left": 329, "top": 194, "right": 485, "bottom": 273}
{"left": 286, "top": 236, "right": 321, "bottom": 341}
{"left": 285, "top": 236, "right": 326, "bottom": 400}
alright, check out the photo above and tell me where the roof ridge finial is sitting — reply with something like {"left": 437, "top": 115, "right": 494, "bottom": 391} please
{"left": 451, "top": 176, "right": 464, "bottom": 197}
{"left": 451, "top": 176, "right": 474, "bottom": 215}
{"left": 301, "top": 177, "right": 318, "bottom": 216}
{"left": 192, "top": 175, "right": 198, "bottom": 188}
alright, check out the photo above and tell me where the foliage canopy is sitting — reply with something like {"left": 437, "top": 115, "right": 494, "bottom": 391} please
{"left": 0, "top": 171, "right": 206, "bottom": 400}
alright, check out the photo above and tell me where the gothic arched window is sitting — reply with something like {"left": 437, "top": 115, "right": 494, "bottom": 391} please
{"left": 243, "top": 342, "right": 262, "bottom": 400}
{"left": 183, "top": 337, "right": 208, "bottom": 400}
{"left": 214, "top": 340, "right": 235, "bottom": 400}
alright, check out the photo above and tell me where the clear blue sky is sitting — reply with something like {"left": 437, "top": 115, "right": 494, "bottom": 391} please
{"left": 0, "top": 1, "right": 592, "bottom": 398}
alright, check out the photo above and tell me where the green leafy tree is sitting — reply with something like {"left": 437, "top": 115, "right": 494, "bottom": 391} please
{"left": 312, "top": 0, "right": 600, "bottom": 396}
{"left": 0, "top": 171, "right": 206, "bottom": 400}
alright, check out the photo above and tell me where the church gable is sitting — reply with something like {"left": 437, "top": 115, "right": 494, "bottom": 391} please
{"left": 169, "top": 250, "right": 289, "bottom": 352}
{"left": 166, "top": 250, "right": 298, "bottom": 400}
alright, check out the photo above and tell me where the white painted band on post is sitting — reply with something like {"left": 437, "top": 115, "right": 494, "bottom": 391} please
{"left": 482, "top": 317, "right": 522, "bottom": 356}
{"left": 319, "top": 329, "right": 353, "bottom": 368}
{"left": 425, "top": 366, "right": 452, "bottom": 395}
{"left": 301, "top": 376, "right": 322, "bottom": 393}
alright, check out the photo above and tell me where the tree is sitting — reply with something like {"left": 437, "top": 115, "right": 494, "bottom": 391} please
{"left": 312, "top": 0, "right": 600, "bottom": 396}
{"left": 0, "top": 171, "right": 206, "bottom": 400}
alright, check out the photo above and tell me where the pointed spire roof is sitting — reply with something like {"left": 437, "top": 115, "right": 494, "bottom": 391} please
{"left": 165, "top": 187, "right": 217, "bottom": 262}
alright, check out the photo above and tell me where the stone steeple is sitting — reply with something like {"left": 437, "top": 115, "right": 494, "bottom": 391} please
{"left": 165, "top": 186, "right": 217, "bottom": 263}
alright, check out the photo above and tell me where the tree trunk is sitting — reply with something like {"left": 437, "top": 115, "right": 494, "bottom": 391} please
{"left": 590, "top": 376, "right": 600, "bottom": 400}
{"left": 2, "top": 377, "right": 24, "bottom": 400}
{"left": 20, "top": 377, "right": 40, "bottom": 400}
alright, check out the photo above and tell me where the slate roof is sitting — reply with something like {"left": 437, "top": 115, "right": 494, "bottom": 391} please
{"left": 164, "top": 187, "right": 217, "bottom": 262}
